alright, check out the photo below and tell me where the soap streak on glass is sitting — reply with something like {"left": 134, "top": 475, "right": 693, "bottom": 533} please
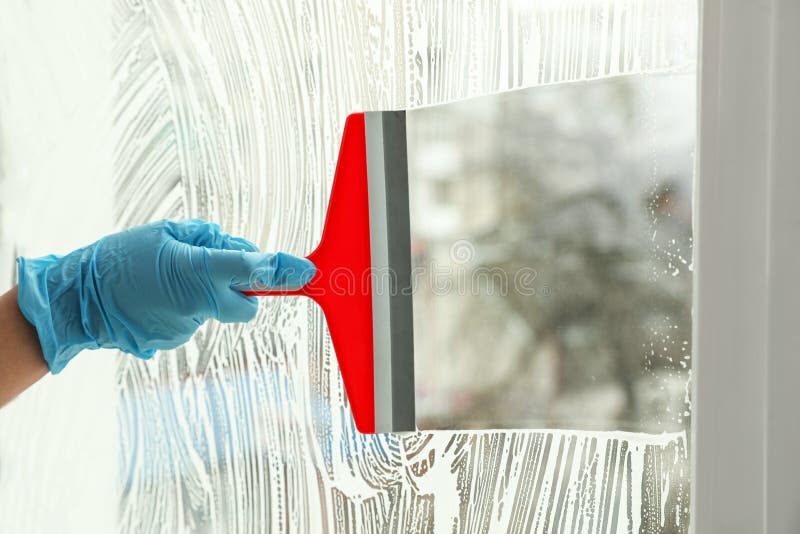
{"left": 114, "top": 1, "right": 696, "bottom": 532}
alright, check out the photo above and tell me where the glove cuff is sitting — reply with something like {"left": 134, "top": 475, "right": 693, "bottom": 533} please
{"left": 16, "top": 252, "right": 100, "bottom": 373}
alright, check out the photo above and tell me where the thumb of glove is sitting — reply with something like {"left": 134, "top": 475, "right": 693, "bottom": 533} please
{"left": 203, "top": 249, "right": 316, "bottom": 323}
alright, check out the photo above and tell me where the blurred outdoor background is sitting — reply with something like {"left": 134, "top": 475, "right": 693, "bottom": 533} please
{"left": 409, "top": 73, "right": 694, "bottom": 433}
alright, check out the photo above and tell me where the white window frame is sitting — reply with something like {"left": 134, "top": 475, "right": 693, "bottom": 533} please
{"left": 693, "top": 0, "right": 800, "bottom": 532}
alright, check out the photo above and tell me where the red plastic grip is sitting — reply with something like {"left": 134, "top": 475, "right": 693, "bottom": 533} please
{"left": 243, "top": 113, "right": 375, "bottom": 433}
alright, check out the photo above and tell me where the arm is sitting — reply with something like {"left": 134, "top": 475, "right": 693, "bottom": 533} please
{"left": 1, "top": 219, "right": 315, "bottom": 408}
{"left": 0, "top": 286, "right": 48, "bottom": 408}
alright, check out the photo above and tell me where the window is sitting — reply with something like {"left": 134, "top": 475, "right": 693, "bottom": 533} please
{"left": 0, "top": 1, "right": 703, "bottom": 532}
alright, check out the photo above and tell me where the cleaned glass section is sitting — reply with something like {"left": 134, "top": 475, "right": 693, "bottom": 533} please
{"left": 408, "top": 74, "right": 694, "bottom": 433}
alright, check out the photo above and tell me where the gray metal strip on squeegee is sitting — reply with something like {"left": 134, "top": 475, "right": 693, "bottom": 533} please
{"left": 365, "top": 110, "right": 416, "bottom": 433}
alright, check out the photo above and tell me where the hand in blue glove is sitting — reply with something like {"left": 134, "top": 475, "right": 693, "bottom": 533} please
{"left": 16, "top": 219, "right": 315, "bottom": 373}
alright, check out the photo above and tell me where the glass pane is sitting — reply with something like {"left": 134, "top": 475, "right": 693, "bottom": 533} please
{"left": 113, "top": 1, "right": 696, "bottom": 530}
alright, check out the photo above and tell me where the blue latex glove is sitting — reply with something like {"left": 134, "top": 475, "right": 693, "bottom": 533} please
{"left": 16, "top": 219, "right": 315, "bottom": 373}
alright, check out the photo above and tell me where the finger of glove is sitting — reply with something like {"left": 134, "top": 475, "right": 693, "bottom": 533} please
{"left": 206, "top": 249, "right": 316, "bottom": 292}
{"left": 163, "top": 219, "right": 259, "bottom": 252}
{"left": 214, "top": 288, "right": 259, "bottom": 324}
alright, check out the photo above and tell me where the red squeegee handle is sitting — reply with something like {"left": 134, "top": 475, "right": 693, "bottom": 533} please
{"left": 241, "top": 113, "right": 376, "bottom": 434}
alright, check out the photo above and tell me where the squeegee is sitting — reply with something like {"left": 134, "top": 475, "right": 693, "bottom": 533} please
{"left": 245, "top": 112, "right": 413, "bottom": 434}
